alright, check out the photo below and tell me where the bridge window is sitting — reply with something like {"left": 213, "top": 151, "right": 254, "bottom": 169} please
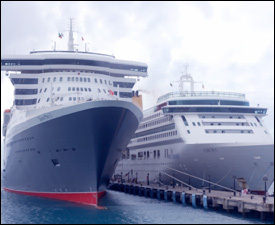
{"left": 11, "top": 78, "right": 38, "bottom": 84}
{"left": 15, "top": 89, "right": 38, "bottom": 95}
{"left": 15, "top": 99, "right": 37, "bottom": 105}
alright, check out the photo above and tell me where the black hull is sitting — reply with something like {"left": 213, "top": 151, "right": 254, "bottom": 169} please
{"left": 2, "top": 100, "right": 143, "bottom": 205}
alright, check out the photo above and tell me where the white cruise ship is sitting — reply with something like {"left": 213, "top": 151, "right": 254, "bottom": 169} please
{"left": 114, "top": 73, "right": 274, "bottom": 194}
{"left": 1, "top": 19, "right": 147, "bottom": 206}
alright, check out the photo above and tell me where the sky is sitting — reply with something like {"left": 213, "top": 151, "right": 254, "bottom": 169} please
{"left": 1, "top": 1, "right": 274, "bottom": 140}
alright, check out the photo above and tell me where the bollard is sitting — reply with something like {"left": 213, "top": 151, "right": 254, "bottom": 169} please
{"left": 181, "top": 192, "right": 186, "bottom": 206}
{"left": 192, "top": 194, "right": 196, "bottom": 207}
{"left": 203, "top": 195, "right": 208, "bottom": 209}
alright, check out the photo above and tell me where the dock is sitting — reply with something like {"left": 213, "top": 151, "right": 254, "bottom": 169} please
{"left": 108, "top": 181, "right": 274, "bottom": 221}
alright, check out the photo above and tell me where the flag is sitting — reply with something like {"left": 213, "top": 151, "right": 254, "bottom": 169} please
{"left": 58, "top": 33, "right": 64, "bottom": 39}
{"left": 108, "top": 90, "right": 114, "bottom": 95}
{"left": 81, "top": 37, "right": 84, "bottom": 41}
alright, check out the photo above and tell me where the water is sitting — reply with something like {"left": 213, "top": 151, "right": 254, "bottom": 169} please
{"left": 1, "top": 188, "right": 273, "bottom": 224}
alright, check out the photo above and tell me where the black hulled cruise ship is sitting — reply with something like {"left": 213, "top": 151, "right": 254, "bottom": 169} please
{"left": 1, "top": 19, "right": 147, "bottom": 206}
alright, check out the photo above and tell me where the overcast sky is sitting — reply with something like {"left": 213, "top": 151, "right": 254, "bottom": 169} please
{"left": 1, "top": 1, "right": 274, "bottom": 138}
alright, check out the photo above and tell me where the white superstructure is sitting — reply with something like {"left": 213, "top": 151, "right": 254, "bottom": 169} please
{"left": 2, "top": 51, "right": 146, "bottom": 130}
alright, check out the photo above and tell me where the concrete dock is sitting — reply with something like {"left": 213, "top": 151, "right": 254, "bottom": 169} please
{"left": 108, "top": 181, "right": 274, "bottom": 221}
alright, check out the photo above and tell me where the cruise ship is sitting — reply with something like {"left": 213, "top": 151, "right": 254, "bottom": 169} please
{"left": 1, "top": 19, "right": 147, "bottom": 206}
{"left": 114, "top": 73, "right": 274, "bottom": 194}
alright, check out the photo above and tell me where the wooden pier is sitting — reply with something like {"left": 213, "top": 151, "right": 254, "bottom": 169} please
{"left": 108, "top": 182, "right": 274, "bottom": 221}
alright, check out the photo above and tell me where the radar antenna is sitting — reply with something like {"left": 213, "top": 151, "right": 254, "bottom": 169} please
{"left": 171, "top": 63, "right": 203, "bottom": 92}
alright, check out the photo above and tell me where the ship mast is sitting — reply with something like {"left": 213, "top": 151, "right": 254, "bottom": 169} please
{"left": 171, "top": 64, "right": 202, "bottom": 92}
{"left": 68, "top": 18, "right": 74, "bottom": 51}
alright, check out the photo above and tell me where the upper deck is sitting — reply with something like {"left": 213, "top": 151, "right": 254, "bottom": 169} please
{"left": 157, "top": 91, "right": 246, "bottom": 103}
{"left": 1, "top": 50, "right": 148, "bottom": 78}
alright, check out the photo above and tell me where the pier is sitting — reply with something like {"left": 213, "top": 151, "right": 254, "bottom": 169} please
{"left": 108, "top": 181, "right": 274, "bottom": 221}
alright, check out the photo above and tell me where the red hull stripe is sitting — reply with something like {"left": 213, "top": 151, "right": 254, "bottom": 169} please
{"left": 3, "top": 188, "right": 105, "bottom": 206}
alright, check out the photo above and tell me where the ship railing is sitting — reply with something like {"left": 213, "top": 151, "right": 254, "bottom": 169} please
{"left": 162, "top": 166, "right": 239, "bottom": 194}
{"left": 157, "top": 91, "right": 246, "bottom": 103}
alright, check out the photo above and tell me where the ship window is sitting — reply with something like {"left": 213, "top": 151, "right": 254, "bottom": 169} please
{"left": 15, "top": 89, "right": 38, "bottom": 95}
{"left": 72, "top": 77, "right": 74, "bottom": 82}
{"left": 59, "top": 77, "right": 63, "bottom": 82}
{"left": 181, "top": 116, "right": 189, "bottom": 126}
{"left": 72, "top": 87, "right": 75, "bottom": 91}
{"left": 53, "top": 77, "right": 56, "bottom": 82}
{"left": 80, "top": 88, "right": 83, "bottom": 91}
{"left": 77, "top": 87, "right": 79, "bottom": 91}
{"left": 100, "top": 79, "right": 102, "bottom": 84}
{"left": 113, "top": 82, "right": 135, "bottom": 88}
{"left": 75, "top": 77, "right": 78, "bottom": 82}
{"left": 44, "top": 88, "right": 47, "bottom": 92}
{"left": 47, "top": 77, "right": 50, "bottom": 82}
{"left": 98, "top": 89, "right": 101, "bottom": 93}
{"left": 80, "top": 77, "right": 83, "bottom": 82}
{"left": 192, "top": 122, "right": 196, "bottom": 126}
{"left": 95, "top": 78, "right": 97, "bottom": 83}
{"left": 57, "top": 87, "right": 61, "bottom": 92}
{"left": 67, "top": 77, "right": 70, "bottom": 81}
{"left": 84, "top": 78, "right": 86, "bottom": 82}
{"left": 85, "top": 88, "right": 87, "bottom": 92}
{"left": 11, "top": 78, "right": 38, "bottom": 84}
{"left": 187, "top": 130, "right": 190, "bottom": 134}
{"left": 68, "top": 87, "right": 71, "bottom": 91}
{"left": 119, "top": 92, "right": 132, "bottom": 98}
{"left": 46, "top": 98, "right": 50, "bottom": 102}
{"left": 42, "top": 78, "right": 45, "bottom": 83}
{"left": 73, "top": 97, "right": 76, "bottom": 101}
{"left": 88, "top": 88, "right": 92, "bottom": 92}
{"left": 197, "top": 122, "right": 201, "bottom": 126}
{"left": 88, "top": 78, "right": 90, "bottom": 82}
{"left": 69, "top": 97, "right": 72, "bottom": 101}
{"left": 105, "top": 80, "right": 107, "bottom": 84}
{"left": 60, "top": 97, "right": 63, "bottom": 101}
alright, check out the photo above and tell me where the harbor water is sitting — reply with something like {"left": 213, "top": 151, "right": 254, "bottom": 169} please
{"left": 1, "top": 187, "right": 273, "bottom": 224}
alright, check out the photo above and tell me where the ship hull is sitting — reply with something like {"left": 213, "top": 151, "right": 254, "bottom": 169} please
{"left": 2, "top": 100, "right": 143, "bottom": 206}
{"left": 115, "top": 142, "right": 274, "bottom": 193}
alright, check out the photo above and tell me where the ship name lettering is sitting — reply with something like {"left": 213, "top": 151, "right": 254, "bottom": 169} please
{"left": 38, "top": 113, "right": 53, "bottom": 122}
